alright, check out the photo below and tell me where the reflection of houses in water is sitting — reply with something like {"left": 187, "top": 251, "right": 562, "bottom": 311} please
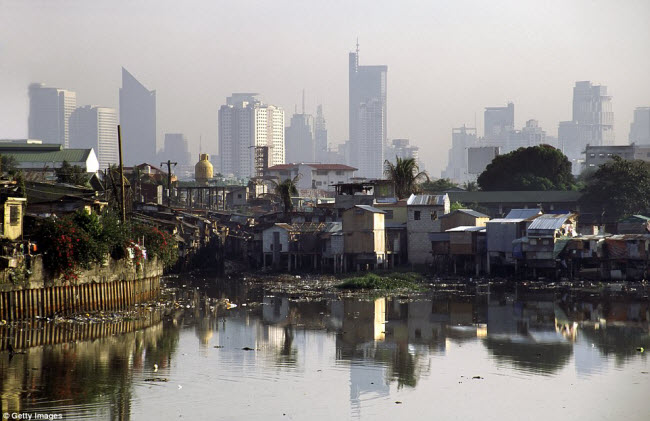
{"left": 0, "top": 314, "right": 167, "bottom": 418}
{"left": 485, "top": 295, "right": 573, "bottom": 375}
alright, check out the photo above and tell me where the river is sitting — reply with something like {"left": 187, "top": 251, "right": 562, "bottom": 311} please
{"left": 1, "top": 276, "right": 649, "bottom": 420}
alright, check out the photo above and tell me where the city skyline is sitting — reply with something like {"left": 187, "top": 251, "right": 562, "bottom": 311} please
{"left": 1, "top": 0, "right": 649, "bottom": 175}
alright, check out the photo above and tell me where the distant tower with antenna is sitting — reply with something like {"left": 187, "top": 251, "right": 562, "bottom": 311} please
{"left": 348, "top": 39, "right": 387, "bottom": 179}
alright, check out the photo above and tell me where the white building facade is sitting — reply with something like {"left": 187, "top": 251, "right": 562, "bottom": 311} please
{"left": 70, "top": 105, "right": 118, "bottom": 170}
{"left": 265, "top": 163, "right": 357, "bottom": 191}
{"left": 219, "top": 93, "right": 285, "bottom": 179}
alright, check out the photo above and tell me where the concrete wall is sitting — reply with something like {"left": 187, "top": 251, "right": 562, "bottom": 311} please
{"left": 8, "top": 255, "right": 164, "bottom": 290}
{"left": 407, "top": 204, "right": 445, "bottom": 265}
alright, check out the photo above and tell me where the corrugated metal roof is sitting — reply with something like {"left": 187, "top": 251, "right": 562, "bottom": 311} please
{"left": 446, "top": 226, "right": 486, "bottom": 232}
{"left": 505, "top": 208, "right": 543, "bottom": 219}
{"left": 4, "top": 149, "right": 91, "bottom": 163}
{"left": 527, "top": 214, "right": 574, "bottom": 231}
{"left": 455, "top": 208, "right": 489, "bottom": 218}
{"left": 407, "top": 193, "right": 447, "bottom": 206}
{"left": 354, "top": 205, "right": 386, "bottom": 213}
{"left": 487, "top": 218, "right": 525, "bottom": 223}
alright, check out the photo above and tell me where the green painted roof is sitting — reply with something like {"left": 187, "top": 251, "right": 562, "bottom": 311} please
{"left": 1, "top": 149, "right": 91, "bottom": 163}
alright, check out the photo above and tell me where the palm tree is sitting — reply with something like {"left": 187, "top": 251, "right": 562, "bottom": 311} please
{"left": 384, "top": 157, "right": 429, "bottom": 199}
{"left": 270, "top": 175, "right": 300, "bottom": 213}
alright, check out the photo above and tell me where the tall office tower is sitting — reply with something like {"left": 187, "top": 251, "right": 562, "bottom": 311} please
{"left": 218, "top": 93, "right": 285, "bottom": 179}
{"left": 629, "top": 107, "right": 650, "bottom": 145}
{"left": 441, "top": 125, "right": 478, "bottom": 183}
{"left": 559, "top": 81, "right": 614, "bottom": 168}
{"left": 484, "top": 102, "right": 514, "bottom": 144}
{"left": 162, "top": 133, "right": 192, "bottom": 166}
{"left": 573, "top": 81, "right": 614, "bottom": 147}
{"left": 314, "top": 104, "right": 328, "bottom": 158}
{"left": 119, "top": 68, "right": 156, "bottom": 165}
{"left": 349, "top": 43, "right": 387, "bottom": 179}
{"left": 285, "top": 112, "right": 314, "bottom": 163}
{"left": 70, "top": 105, "right": 118, "bottom": 170}
{"left": 28, "top": 83, "right": 77, "bottom": 148}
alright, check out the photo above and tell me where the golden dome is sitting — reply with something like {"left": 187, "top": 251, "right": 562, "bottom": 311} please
{"left": 195, "top": 154, "right": 214, "bottom": 183}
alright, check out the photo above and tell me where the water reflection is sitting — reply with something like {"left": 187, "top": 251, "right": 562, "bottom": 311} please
{"left": 0, "top": 279, "right": 648, "bottom": 420}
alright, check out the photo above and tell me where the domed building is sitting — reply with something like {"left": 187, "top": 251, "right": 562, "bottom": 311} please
{"left": 194, "top": 154, "right": 213, "bottom": 183}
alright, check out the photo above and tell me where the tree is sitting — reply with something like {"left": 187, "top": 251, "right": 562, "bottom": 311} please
{"left": 580, "top": 156, "right": 650, "bottom": 220}
{"left": 0, "top": 155, "right": 18, "bottom": 175}
{"left": 55, "top": 160, "right": 90, "bottom": 186}
{"left": 463, "top": 181, "right": 478, "bottom": 191}
{"left": 383, "top": 157, "right": 429, "bottom": 199}
{"left": 270, "top": 176, "right": 299, "bottom": 213}
{"left": 477, "top": 145, "right": 575, "bottom": 191}
{"left": 421, "top": 178, "right": 459, "bottom": 193}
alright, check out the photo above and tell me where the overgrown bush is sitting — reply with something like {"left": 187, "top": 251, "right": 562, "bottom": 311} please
{"left": 132, "top": 224, "right": 178, "bottom": 269}
{"left": 34, "top": 210, "right": 178, "bottom": 280}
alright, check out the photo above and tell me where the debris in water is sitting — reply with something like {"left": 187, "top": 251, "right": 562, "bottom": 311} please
{"left": 144, "top": 377, "right": 168, "bottom": 382}
{"left": 636, "top": 347, "right": 645, "bottom": 352}
{"left": 178, "top": 385, "right": 182, "bottom": 389}
{"left": 472, "top": 376, "right": 483, "bottom": 379}
{"left": 242, "top": 347, "right": 256, "bottom": 351}
{"left": 395, "top": 401, "right": 402, "bottom": 404}
{"left": 214, "top": 346, "right": 224, "bottom": 349}
{"left": 154, "top": 364, "right": 158, "bottom": 372}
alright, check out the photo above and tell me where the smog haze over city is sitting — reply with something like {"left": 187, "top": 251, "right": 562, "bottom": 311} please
{"left": 1, "top": 0, "right": 649, "bottom": 173}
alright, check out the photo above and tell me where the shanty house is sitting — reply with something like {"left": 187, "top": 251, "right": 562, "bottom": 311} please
{"left": 486, "top": 208, "right": 541, "bottom": 272}
{"left": 446, "top": 226, "right": 487, "bottom": 274}
{"left": 342, "top": 205, "right": 386, "bottom": 270}
{"left": 440, "top": 208, "right": 490, "bottom": 232}
{"left": 1, "top": 197, "right": 26, "bottom": 241}
{"left": 617, "top": 215, "right": 650, "bottom": 234}
{"left": 521, "top": 213, "right": 578, "bottom": 268}
{"left": 262, "top": 223, "right": 291, "bottom": 269}
{"left": 406, "top": 194, "right": 450, "bottom": 265}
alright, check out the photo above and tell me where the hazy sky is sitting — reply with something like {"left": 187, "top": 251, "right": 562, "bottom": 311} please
{"left": 1, "top": 0, "right": 649, "bottom": 175}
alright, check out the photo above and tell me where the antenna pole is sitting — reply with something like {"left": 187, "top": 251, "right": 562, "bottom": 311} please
{"left": 117, "top": 125, "right": 126, "bottom": 222}
{"left": 160, "top": 160, "right": 178, "bottom": 207}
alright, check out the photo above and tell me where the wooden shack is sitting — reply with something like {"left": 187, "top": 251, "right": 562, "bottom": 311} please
{"left": 342, "top": 205, "right": 386, "bottom": 270}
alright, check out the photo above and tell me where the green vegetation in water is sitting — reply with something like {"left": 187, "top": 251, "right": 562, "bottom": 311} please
{"left": 336, "top": 272, "right": 425, "bottom": 291}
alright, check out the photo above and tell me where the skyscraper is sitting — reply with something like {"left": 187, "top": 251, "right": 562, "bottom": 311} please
{"left": 484, "top": 102, "right": 514, "bottom": 142}
{"left": 218, "top": 93, "right": 285, "bottom": 179}
{"left": 28, "top": 83, "right": 76, "bottom": 148}
{"left": 285, "top": 113, "right": 314, "bottom": 163}
{"left": 119, "top": 68, "right": 156, "bottom": 165}
{"left": 559, "top": 81, "right": 614, "bottom": 166}
{"left": 629, "top": 107, "right": 650, "bottom": 145}
{"left": 349, "top": 43, "right": 387, "bottom": 179}
{"left": 70, "top": 105, "right": 118, "bottom": 170}
{"left": 442, "top": 125, "right": 478, "bottom": 183}
{"left": 314, "top": 104, "right": 328, "bottom": 158}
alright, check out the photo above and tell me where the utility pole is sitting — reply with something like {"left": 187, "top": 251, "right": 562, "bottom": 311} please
{"left": 160, "top": 160, "right": 177, "bottom": 207}
{"left": 117, "top": 125, "right": 126, "bottom": 222}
